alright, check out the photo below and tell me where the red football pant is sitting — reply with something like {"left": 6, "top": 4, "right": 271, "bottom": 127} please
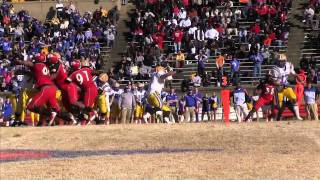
{"left": 27, "top": 85, "right": 60, "bottom": 112}
{"left": 83, "top": 86, "right": 98, "bottom": 108}
{"left": 61, "top": 83, "right": 79, "bottom": 107}
{"left": 254, "top": 96, "right": 273, "bottom": 110}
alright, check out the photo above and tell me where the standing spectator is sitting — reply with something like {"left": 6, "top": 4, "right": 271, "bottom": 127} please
{"left": 304, "top": 80, "right": 319, "bottom": 121}
{"left": 55, "top": 0, "right": 64, "bottom": 19}
{"left": 201, "top": 94, "right": 211, "bottom": 121}
{"left": 230, "top": 55, "right": 240, "bottom": 81}
{"left": 250, "top": 51, "right": 264, "bottom": 77}
{"left": 2, "top": 96, "right": 13, "bottom": 122}
{"left": 231, "top": 83, "right": 249, "bottom": 122}
{"left": 184, "top": 89, "right": 197, "bottom": 122}
{"left": 195, "top": 51, "right": 208, "bottom": 78}
{"left": 193, "top": 25, "right": 205, "bottom": 51}
{"left": 215, "top": 53, "right": 225, "bottom": 86}
{"left": 210, "top": 91, "right": 219, "bottom": 121}
{"left": 110, "top": 83, "right": 123, "bottom": 124}
{"left": 193, "top": 87, "right": 203, "bottom": 122}
{"left": 303, "top": 6, "right": 315, "bottom": 27}
{"left": 107, "top": 30, "right": 115, "bottom": 48}
{"left": 239, "top": 27, "right": 247, "bottom": 43}
{"left": 205, "top": 25, "right": 219, "bottom": 42}
{"left": 120, "top": 86, "right": 136, "bottom": 124}
{"left": 176, "top": 51, "right": 185, "bottom": 70}
{"left": 172, "top": 27, "right": 183, "bottom": 53}
{"left": 177, "top": 97, "right": 185, "bottom": 122}
{"left": 165, "top": 87, "right": 178, "bottom": 123}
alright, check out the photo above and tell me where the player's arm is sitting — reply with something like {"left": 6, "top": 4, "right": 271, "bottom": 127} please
{"left": 159, "top": 71, "right": 176, "bottom": 80}
{"left": 15, "top": 59, "right": 34, "bottom": 67}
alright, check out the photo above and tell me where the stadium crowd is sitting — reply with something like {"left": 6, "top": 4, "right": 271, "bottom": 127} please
{"left": 109, "top": 0, "right": 295, "bottom": 87}
{"left": 0, "top": 0, "right": 119, "bottom": 93}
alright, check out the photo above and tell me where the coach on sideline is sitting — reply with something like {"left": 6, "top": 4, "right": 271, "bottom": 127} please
{"left": 304, "top": 80, "right": 319, "bottom": 121}
{"left": 119, "top": 86, "right": 136, "bottom": 124}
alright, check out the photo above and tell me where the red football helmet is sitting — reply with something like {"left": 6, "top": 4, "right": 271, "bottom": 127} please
{"left": 71, "top": 60, "right": 81, "bottom": 70}
{"left": 48, "top": 54, "right": 59, "bottom": 64}
{"left": 35, "top": 53, "right": 46, "bottom": 63}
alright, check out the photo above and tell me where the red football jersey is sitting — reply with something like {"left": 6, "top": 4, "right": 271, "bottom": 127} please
{"left": 261, "top": 83, "right": 275, "bottom": 100}
{"left": 69, "top": 67, "right": 95, "bottom": 89}
{"left": 54, "top": 64, "right": 68, "bottom": 88}
{"left": 32, "top": 63, "right": 53, "bottom": 87}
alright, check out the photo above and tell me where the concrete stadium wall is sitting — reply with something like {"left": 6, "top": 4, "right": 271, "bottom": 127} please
{"left": 12, "top": 0, "right": 120, "bottom": 21}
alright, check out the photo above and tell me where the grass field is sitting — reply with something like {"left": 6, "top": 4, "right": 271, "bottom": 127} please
{"left": 0, "top": 121, "right": 320, "bottom": 180}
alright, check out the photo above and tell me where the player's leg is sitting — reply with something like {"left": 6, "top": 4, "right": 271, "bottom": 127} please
{"left": 83, "top": 87, "right": 98, "bottom": 124}
{"left": 27, "top": 88, "right": 47, "bottom": 113}
{"left": 98, "top": 94, "right": 107, "bottom": 122}
{"left": 47, "top": 86, "right": 61, "bottom": 126}
{"left": 147, "top": 93, "right": 162, "bottom": 111}
{"left": 245, "top": 96, "right": 268, "bottom": 122}
{"left": 283, "top": 87, "right": 302, "bottom": 120}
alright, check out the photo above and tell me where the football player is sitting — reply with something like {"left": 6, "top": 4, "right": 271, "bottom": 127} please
{"left": 67, "top": 59, "right": 98, "bottom": 124}
{"left": 15, "top": 53, "right": 61, "bottom": 126}
{"left": 268, "top": 53, "right": 303, "bottom": 120}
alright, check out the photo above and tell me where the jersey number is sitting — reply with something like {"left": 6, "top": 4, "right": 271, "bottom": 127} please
{"left": 266, "top": 87, "right": 274, "bottom": 95}
{"left": 76, "top": 70, "right": 89, "bottom": 84}
{"left": 42, "top": 67, "right": 49, "bottom": 75}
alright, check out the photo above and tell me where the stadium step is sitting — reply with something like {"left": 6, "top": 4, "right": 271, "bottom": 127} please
{"left": 102, "top": 3, "right": 135, "bottom": 72}
{"left": 286, "top": 0, "right": 307, "bottom": 67}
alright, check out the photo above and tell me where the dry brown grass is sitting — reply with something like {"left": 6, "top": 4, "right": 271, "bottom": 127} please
{"left": 1, "top": 121, "right": 320, "bottom": 180}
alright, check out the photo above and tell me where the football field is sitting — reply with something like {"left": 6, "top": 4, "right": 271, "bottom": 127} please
{"left": 0, "top": 121, "right": 320, "bottom": 180}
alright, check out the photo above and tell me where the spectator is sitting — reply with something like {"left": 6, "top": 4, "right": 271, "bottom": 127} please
{"left": 176, "top": 50, "right": 185, "bottom": 70}
{"left": 210, "top": 91, "right": 219, "bottom": 121}
{"left": 205, "top": 25, "right": 219, "bottom": 42}
{"left": 304, "top": 80, "right": 319, "bottom": 121}
{"left": 165, "top": 87, "right": 178, "bottom": 123}
{"left": 177, "top": 97, "right": 185, "bottom": 122}
{"left": 172, "top": 27, "right": 183, "bottom": 53}
{"left": 201, "top": 94, "right": 211, "bottom": 121}
{"left": 120, "top": 86, "right": 136, "bottom": 124}
{"left": 303, "top": 6, "right": 315, "bottom": 27}
{"left": 193, "top": 87, "right": 203, "bottom": 122}
{"left": 55, "top": 0, "right": 64, "bottom": 18}
{"left": 184, "top": 89, "right": 197, "bottom": 122}
{"left": 250, "top": 50, "right": 264, "bottom": 77}
{"left": 2, "top": 96, "right": 12, "bottom": 122}
{"left": 107, "top": 30, "right": 115, "bottom": 48}
{"left": 230, "top": 55, "right": 240, "bottom": 80}
{"left": 215, "top": 53, "right": 225, "bottom": 86}
{"left": 196, "top": 51, "right": 208, "bottom": 78}
{"left": 192, "top": 72, "right": 202, "bottom": 87}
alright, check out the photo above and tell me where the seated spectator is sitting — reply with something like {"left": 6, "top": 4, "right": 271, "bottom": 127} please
{"left": 192, "top": 73, "right": 202, "bottom": 87}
